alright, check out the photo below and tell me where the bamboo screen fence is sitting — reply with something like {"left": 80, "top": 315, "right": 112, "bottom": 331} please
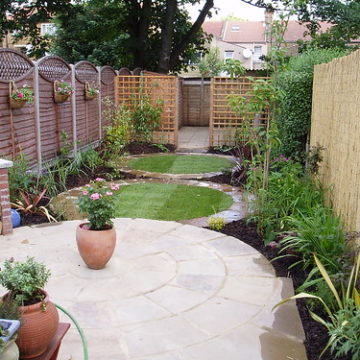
{"left": 210, "top": 77, "right": 269, "bottom": 146}
{"left": 0, "top": 49, "right": 118, "bottom": 169}
{"left": 115, "top": 75, "right": 178, "bottom": 145}
{"left": 310, "top": 49, "right": 360, "bottom": 231}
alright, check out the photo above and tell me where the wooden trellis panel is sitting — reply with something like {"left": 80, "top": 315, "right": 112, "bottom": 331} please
{"left": 115, "top": 75, "right": 178, "bottom": 145}
{"left": 210, "top": 76, "right": 269, "bottom": 146}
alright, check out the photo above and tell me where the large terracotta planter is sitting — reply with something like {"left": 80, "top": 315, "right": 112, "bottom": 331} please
{"left": 15, "top": 291, "right": 59, "bottom": 359}
{"left": 76, "top": 223, "right": 116, "bottom": 270}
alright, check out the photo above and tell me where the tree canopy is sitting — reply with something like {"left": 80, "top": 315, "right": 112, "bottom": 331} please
{"left": 0, "top": 0, "right": 72, "bottom": 57}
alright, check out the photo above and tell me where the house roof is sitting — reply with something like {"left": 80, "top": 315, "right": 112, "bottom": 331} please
{"left": 203, "top": 20, "right": 334, "bottom": 43}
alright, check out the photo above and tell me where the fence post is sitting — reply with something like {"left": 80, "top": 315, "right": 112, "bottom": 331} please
{"left": 0, "top": 159, "right": 13, "bottom": 235}
{"left": 70, "top": 64, "right": 77, "bottom": 154}
{"left": 33, "top": 61, "right": 42, "bottom": 173}
{"left": 97, "top": 66, "right": 102, "bottom": 141}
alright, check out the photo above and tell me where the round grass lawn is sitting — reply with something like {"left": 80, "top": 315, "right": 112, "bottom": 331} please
{"left": 127, "top": 154, "right": 233, "bottom": 174}
{"left": 114, "top": 183, "right": 233, "bottom": 221}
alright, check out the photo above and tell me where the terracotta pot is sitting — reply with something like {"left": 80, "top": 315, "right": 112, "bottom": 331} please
{"left": 15, "top": 291, "right": 59, "bottom": 359}
{"left": 76, "top": 223, "right": 116, "bottom": 269}
{"left": 54, "top": 92, "right": 70, "bottom": 104}
{"left": 9, "top": 98, "right": 27, "bottom": 109}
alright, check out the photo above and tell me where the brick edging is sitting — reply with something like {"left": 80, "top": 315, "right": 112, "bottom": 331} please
{"left": 0, "top": 160, "right": 13, "bottom": 235}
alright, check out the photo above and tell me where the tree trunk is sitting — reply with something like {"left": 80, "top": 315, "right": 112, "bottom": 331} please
{"left": 156, "top": 0, "right": 178, "bottom": 74}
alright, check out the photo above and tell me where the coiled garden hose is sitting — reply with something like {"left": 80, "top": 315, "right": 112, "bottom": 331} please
{"left": 55, "top": 303, "right": 89, "bottom": 360}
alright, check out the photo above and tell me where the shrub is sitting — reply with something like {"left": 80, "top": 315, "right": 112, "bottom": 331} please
{"left": 275, "top": 48, "right": 348, "bottom": 161}
{"left": 208, "top": 216, "right": 226, "bottom": 231}
{"left": 0, "top": 257, "right": 51, "bottom": 305}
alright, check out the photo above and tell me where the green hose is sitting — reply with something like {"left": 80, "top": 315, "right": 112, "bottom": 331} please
{"left": 54, "top": 303, "right": 89, "bottom": 360}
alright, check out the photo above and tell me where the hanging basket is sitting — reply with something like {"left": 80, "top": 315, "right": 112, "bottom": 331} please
{"left": 53, "top": 81, "right": 71, "bottom": 104}
{"left": 9, "top": 97, "right": 27, "bottom": 109}
{"left": 84, "top": 82, "right": 98, "bottom": 101}
{"left": 9, "top": 81, "right": 28, "bottom": 110}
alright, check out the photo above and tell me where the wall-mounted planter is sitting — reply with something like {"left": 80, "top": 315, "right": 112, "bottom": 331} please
{"left": 53, "top": 80, "right": 72, "bottom": 104}
{"left": 9, "top": 81, "right": 32, "bottom": 110}
{"left": 84, "top": 82, "right": 98, "bottom": 101}
{"left": 9, "top": 98, "right": 27, "bottom": 110}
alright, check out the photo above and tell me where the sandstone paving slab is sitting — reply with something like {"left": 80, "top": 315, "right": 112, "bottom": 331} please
{"left": 146, "top": 285, "right": 210, "bottom": 314}
{"left": 181, "top": 323, "right": 307, "bottom": 360}
{"left": 224, "top": 254, "right": 276, "bottom": 277}
{"left": 205, "top": 235, "right": 259, "bottom": 256}
{"left": 182, "top": 296, "right": 262, "bottom": 335}
{"left": 169, "top": 274, "right": 224, "bottom": 294}
{"left": 0, "top": 219, "right": 307, "bottom": 360}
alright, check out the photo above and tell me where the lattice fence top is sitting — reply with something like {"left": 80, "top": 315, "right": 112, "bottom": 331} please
{"left": 101, "top": 66, "right": 116, "bottom": 85}
{"left": 0, "top": 49, "right": 34, "bottom": 82}
{"left": 118, "top": 67, "right": 131, "bottom": 75}
{"left": 38, "top": 56, "right": 71, "bottom": 82}
{"left": 75, "top": 61, "right": 98, "bottom": 84}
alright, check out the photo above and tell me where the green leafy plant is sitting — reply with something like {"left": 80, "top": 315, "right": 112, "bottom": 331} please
{"left": 0, "top": 298, "right": 21, "bottom": 321}
{"left": 11, "top": 84, "right": 33, "bottom": 103}
{"left": 0, "top": 257, "right": 51, "bottom": 306}
{"left": 131, "top": 94, "right": 163, "bottom": 143}
{"left": 278, "top": 207, "right": 347, "bottom": 273}
{"left": 306, "top": 144, "right": 325, "bottom": 175}
{"left": 8, "top": 153, "right": 35, "bottom": 202}
{"left": 274, "top": 252, "right": 360, "bottom": 358}
{"left": 85, "top": 82, "right": 99, "bottom": 97}
{"left": 102, "top": 99, "right": 132, "bottom": 159}
{"left": 223, "top": 59, "right": 246, "bottom": 78}
{"left": 198, "top": 47, "right": 224, "bottom": 77}
{"left": 208, "top": 216, "right": 226, "bottom": 231}
{"left": 77, "top": 178, "right": 121, "bottom": 230}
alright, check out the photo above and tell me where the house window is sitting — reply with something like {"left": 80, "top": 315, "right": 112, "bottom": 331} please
{"left": 231, "top": 25, "right": 240, "bottom": 31}
{"left": 253, "top": 46, "right": 262, "bottom": 61}
{"left": 40, "top": 23, "right": 57, "bottom": 36}
{"left": 224, "top": 50, "right": 234, "bottom": 60}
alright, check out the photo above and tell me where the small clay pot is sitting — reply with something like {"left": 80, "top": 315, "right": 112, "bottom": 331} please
{"left": 76, "top": 223, "right": 116, "bottom": 269}
{"left": 15, "top": 291, "right": 59, "bottom": 359}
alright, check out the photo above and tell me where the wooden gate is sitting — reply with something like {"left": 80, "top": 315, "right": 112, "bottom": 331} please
{"left": 115, "top": 75, "right": 179, "bottom": 146}
{"left": 181, "top": 78, "right": 210, "bottom": 126}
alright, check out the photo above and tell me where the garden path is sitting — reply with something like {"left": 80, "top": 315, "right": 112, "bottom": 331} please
{"left": 177, "top": 127, "right": 209, "bottom": 151}
{"left": 0, "top": 219, "right": 307, "bottom": 360}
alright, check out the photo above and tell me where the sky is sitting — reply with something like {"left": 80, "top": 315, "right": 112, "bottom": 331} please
{"left": 186, "top": 0, "right": 266, "bottom": 22}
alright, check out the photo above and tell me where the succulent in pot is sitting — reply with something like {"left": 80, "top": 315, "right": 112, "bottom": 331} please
{"left": 0, "top": 257, "right": 59, "bottom": 359}
{"left": 76, "top": 178, "right": 121, "bottom": 269}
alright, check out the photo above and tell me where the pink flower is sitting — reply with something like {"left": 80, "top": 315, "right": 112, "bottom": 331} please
{"left": 90, "top": 193, "right": 101, "bottom": 200}
{"left": 95, "top": 177, "right": 105, "bottom": 182}
{"left": 82, "top": 191, "right": 89, "bottom": 195}
{"left": 85, "top": 184, "right": 91, "bottom": 187}
{"left": 106, "top": 191, "right": 113, "bottom": 196}
{"left": 268, "top": 241, "right": 278, "bottom": 249}
{"left": 17, "top": 92, "right": 24, "bottom": 98}
{"left": 111, "top": 184, "right": 120, "bottom": 191}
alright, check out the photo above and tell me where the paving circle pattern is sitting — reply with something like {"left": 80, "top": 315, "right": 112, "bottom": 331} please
{"left": 0, "top": 219, "right": 307, "bottom": 360}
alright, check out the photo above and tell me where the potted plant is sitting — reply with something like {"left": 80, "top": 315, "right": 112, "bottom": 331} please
{"left": 0, "top": 299, "right": 21, "bottom": 360}
{"left": 84, "top": 82, "right": 99, "bottom": 100}
{"left": 53, "top": 80, "right": 74, "bottom": 104}
{"left": 76, "top": 178, "right": 120, "bottom": 269}
{"left": 0, "top": 257, "right": 59, "bottom": 359}
{"left": 9, "top": 82, "right": 33, "bottom": 109}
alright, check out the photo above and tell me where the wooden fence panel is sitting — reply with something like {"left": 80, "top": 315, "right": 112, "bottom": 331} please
{"left": 38, "top": 56, "right": 73, "bottom": 161}
{"left": 75, "top": 61, "right": 99, "bottom": 147}
{"left": 311, "top": 49, "right": 360, "bottom": 231}
{"left": 0, "top": 49, "right": 37, "bottom": 165}
{"left": 210, "top": 76, "right": 269, "bottom": 146}
{"left": 100, "top": 66, "right": 117, "bottom": 136}
{"left": 115, "top": 75, "right": 178, "bottom": 145}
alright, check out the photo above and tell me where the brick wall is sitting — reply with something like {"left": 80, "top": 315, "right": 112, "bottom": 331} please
{"left": 0, "top": 160, "right": 13, "bottom": 235}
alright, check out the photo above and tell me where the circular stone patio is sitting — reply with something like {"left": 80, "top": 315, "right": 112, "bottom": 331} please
{"left": 0, "top": 219, "right": 306, "bottom": 360}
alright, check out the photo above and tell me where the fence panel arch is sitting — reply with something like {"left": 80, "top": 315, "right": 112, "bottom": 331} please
{"left": 0, "top": 49, "right": 37, "bottom": 164}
